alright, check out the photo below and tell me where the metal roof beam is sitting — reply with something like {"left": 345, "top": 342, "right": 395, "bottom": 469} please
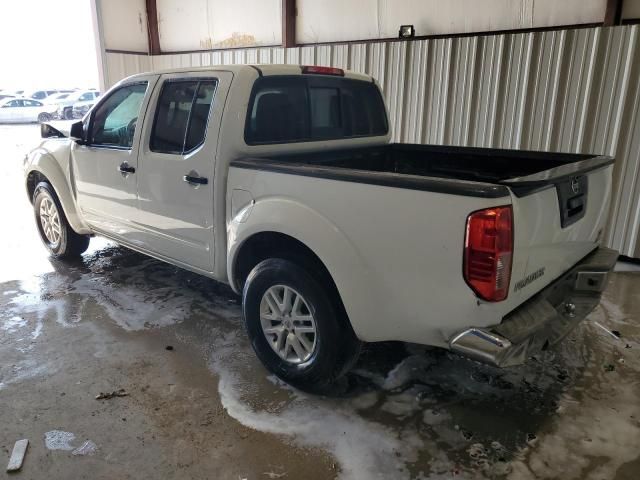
{"left": 146, "top": 0, "right": 161, "bottom": 54}
{"left": 282, "top": 0, "right": 296, "bottom": 48}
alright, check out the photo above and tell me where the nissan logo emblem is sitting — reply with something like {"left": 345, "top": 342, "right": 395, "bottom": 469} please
{"left": 571, "top": 177, "right": 580, "bottom": 194}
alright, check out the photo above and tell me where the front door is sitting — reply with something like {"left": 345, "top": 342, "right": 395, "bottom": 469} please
{"left": 133, "top": 71, "right": 232, "bottom": 272}
{"left": 72, "top": 75, "right": 159, "bottom": 240}
{"left": 0, "top": 99, "right": 21, "bottom": 122}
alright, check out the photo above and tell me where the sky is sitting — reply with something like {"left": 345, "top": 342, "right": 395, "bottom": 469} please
{"left": 0, "top": 0, "right": 99, "bottom": 91}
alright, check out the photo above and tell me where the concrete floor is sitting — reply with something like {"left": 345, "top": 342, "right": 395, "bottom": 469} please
{"left": 1, "top": 124, "right": 639, "bottom": 480}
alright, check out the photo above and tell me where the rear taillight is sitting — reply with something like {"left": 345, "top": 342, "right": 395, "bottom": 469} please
{"left": 301, "top": 65, "right": 345, "bottom": 76}
{"left": 464, "top": 206, "right": 513, "bottom": 302}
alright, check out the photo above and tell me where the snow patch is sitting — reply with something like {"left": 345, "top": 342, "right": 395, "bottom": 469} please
{"left": 44, "top": 430, "right": 76, "bottom": 451}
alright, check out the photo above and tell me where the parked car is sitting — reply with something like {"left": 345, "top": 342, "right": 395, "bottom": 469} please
{"left": 43, "top": 92, "right": 71, "bottom": 105}
{"left": 24, "top": 65, "right": 617, "bottom": 391}
{"left": 71, "top": 99, "right": 96, "bottom": 119}
{"left": 0, "top": 97, "right": 57, "bottom": 123}
{"left": 56, "top": 90, "right": 100, "bottom": 119}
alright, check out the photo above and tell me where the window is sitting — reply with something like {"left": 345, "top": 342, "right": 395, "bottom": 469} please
{"left": 309, "top": 87, "right": 341, "bottom": 139}
{"left": 32, "top": 91, "right": 47, "bottom": 99}
{"left": 150, "top": 79, "right": 217, "bottom": 154}
{"left": 79, "top": 92, "right": 93, "bottom": 101}
{"left": 245, "top": 76, "right": 388, "bottom": 145}
{"left": 24, "top": 100, "right": 42, "bottom": 107}
{"left": 5, "top": 100, "right": 21, "bottom": 107}
{"left": 246, "top": 78, "right": 308, "bottom": 144}
{"left": 90, "top": 82, "right": 148, "bottom": 149}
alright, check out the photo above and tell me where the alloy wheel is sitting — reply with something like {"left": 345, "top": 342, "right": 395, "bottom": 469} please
{"left": 39, "top": 196, "right": 61, "bottom": 246}
{"left": 259, "top": 285, "right": 317, "bottom": 364}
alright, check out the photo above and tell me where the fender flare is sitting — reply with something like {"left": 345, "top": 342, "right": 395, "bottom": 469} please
{"left": 227, "top": 197, "right": 382, "bottom": 342}
{"left": 25, "top": 148, "right": 91, "bottom": 235}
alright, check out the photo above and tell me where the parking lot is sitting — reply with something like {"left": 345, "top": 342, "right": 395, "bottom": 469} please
{"left": 0, "top": 123, "right": 637, "bottom": 479}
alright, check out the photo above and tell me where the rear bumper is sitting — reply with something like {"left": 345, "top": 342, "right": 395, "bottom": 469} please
{"left": 449, "top": 247, "right": 618, "bottom": 367}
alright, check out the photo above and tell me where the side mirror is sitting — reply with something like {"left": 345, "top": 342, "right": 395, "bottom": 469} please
{"left": 69, "top": 121, "right": 86, "bottom": 144}
{"left": 41, "top": 123, "right": 65, "bottom": 139}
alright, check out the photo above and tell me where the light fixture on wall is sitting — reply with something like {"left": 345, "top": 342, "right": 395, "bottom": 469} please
{"left": 399, "top": 25, "right": 415, "bottom": 39}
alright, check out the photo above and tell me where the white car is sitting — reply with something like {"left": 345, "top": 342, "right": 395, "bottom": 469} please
{"left": 0, "top": 97, "right": 57, "bottom": 123}
{"left": 24, "top": 65, "right": 617, "bottom": 391}
{"left": 43, "top": 92, "right": 72, "bottom": 104}
{"left": 23, "top": 89, "right": 63, "bottom": 100}
{"left": 0, "top": 89, "right": 17, "bottom": 100}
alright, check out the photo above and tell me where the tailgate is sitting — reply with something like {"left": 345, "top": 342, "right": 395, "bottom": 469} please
{"left": 500, "top": 156, "right": 614, "bottom": 307}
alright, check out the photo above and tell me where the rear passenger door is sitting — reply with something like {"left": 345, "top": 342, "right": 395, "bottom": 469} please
{"left": 134, "top": 72, "right": 232, "bottom": 272}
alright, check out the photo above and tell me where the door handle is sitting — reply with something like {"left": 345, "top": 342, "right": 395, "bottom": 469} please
{"left": 118, "top": 163, "right": 136, "bottom": 174}
{"left": 183, "top": 174, "right": 208, "bottom": 185}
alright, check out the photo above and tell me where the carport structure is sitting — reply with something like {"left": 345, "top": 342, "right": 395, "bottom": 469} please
{"left": 89, "top": 0, "right": 640, "bottom": 260}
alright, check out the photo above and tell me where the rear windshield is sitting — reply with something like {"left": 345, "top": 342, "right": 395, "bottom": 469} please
{"left": 245, "top": 75, "right": 388, "bottom": 145}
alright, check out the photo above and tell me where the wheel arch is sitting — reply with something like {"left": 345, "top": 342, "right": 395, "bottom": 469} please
{"left": 227, "top": 198, "right": 381, "bottom": 342}
{"left": 25, "top": 151, "right": 91, "bottom": 235}
{"left": 232, "top": 231, "right": 335, "bottom": 294}
{"left": 231, "top": 230, "right": 358, "bottom": 335}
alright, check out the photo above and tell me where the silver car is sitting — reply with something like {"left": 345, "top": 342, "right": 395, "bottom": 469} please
{"left": 56, "top": 90, "right": 100, "bottom": 119}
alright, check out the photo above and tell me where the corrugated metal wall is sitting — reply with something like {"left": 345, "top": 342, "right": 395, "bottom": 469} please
{"left": 104, "top": 25, "right": 640, "bottom": 258}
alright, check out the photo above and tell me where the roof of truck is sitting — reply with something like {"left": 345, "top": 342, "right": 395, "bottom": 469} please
{"left": 125, "top": 64, "right": 374, "bottom": 83}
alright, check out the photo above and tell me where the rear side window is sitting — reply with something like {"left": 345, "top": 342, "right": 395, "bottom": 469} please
{"left": 245, "top": 76, "right": 388, "bottom": 145}
{"left": 150, "top": 79, "right": 217, "bottom": 154}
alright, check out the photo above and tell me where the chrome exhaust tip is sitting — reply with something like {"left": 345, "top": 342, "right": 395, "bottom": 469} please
{"left": 449, "top": 328, "right": 512, "bottom": 366}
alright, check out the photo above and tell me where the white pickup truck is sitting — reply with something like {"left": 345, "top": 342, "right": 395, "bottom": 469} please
{"left": 25, "top": 64, "right": 617, "bottom": 391}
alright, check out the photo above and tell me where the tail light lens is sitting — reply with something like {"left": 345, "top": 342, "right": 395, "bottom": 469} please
{"left": 464, "top": 206, "right": 513, "bottom": 302}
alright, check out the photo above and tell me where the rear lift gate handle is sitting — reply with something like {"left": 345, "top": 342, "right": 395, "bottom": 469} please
{"left": 556, "top": 175, "right": 588, "bottom": 228}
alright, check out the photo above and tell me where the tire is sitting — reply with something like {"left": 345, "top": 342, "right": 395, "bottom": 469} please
{"left": 37, "top": 113, "right": 51, "bottom": 123}
{"left": 242, "top": 258, "right": 361, "bottom": 392}
{"left": 33, "top": 182, "right": 90, "bottom": 258}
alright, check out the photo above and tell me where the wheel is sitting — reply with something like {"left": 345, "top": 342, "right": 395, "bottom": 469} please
{"left": 33, "top": 182, "right": 90, "bottom": 258}
{"left": 37, "top": 113, "right": 52, "bottom": 123}
{"left": 242, "top": 258, "right": 361, "bottom": 392}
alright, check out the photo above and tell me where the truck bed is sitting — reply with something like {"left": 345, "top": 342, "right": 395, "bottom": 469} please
{"left": 233, "top": 144, "right": 612, "bottom": 198}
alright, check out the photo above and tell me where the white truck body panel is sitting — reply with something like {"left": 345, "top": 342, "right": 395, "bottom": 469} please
{"left": 508, "top": 166, "right": 612, "bottom": 303}
{"left": 227, "top": 161, "right": 612, "bottom": 346}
